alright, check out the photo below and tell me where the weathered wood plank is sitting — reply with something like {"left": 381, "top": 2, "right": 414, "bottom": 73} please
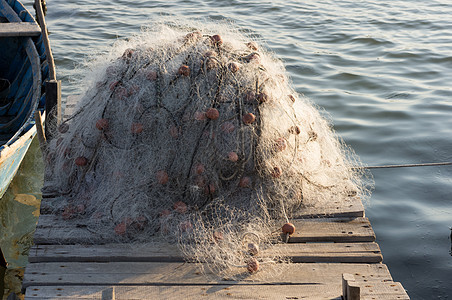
{"left": 288, "top": 217, "right": 375, "bottom": 243}
{"left": 28, "top": 243, "right": 182, "bottom": 263}
{"left": 278, "top": 243, "right": 382, "bottom": 263}
{"left": 24, "top": 283, "right": 409, "bottom": 299}
{"left": 28, "top": 242, "right": 382, "bottom": 264}
{"left": 0, "top": 22, "right": 41, "bottom": 37}
{"left": 38, "top": 194, "right": 364, "bottom": 218}
{"left": 22, "top": 262, "right": 393, "bottom": 288}
{"left": 295, "top": 197, "right": 364, "bottom": 219}
{"left": 21, "top": 285, "right": 346, "bottom": 300}
{"left": 33, "top": 215, "right": 375, "bottom": 245}
{"left": 359, "top": 281, "right": 408, "bottom": 297}
{"left": 45, "top": 80, "right": 62, "bottom": 140}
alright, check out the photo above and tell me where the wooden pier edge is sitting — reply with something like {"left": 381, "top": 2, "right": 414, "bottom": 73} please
{"left": 23, "top": 193, "right": 409, "bottom": 299}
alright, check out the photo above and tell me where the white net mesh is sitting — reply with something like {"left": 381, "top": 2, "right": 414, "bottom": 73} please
{"left": 44, "top": 21, "right": 371, "bottom": 279}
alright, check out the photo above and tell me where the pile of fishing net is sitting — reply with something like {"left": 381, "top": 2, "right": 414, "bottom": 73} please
{"left": 44, "top": 22, "right": 371, "bottom": 278}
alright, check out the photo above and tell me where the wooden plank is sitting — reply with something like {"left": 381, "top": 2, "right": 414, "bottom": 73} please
{"left": 360, "top": 282, "right": 408, "bottom": 297}
{"left": 45, "top": 80, "right": 62, "bottom": 140}
{"left": 277, "top": 243, "right": 382, "bottom": 263}
{"left": 295, "top": 197, "right": 364, "bottom": 219}
{"left": 21, "top": 285, "right": 352, "bottom": 300}
{"left": 0, "top": 22, "right": 41, "bottom": 37}
{"left": 22, "top": 262, "right": 393, "bottom": 288}
{"left": 28, "top": 242, "right": 382, "bottom": 264}
{"left": 23, "top": 282, "right": 409, "bottom": 299}
{"left": 38, "top": 193, "right": 364, "bottom": 218}
{"left": 28, "top": 243, "right": 182, "bottom": 263}
{"left": 33, "top": 215, "right": 375, "bottom": 245}
{"left": 288, "top": 217, "right": 375, "bottom": 243}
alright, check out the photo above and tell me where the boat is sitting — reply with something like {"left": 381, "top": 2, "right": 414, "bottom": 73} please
{"left": 0, "top": 0, "right": 55, "bottom": 198}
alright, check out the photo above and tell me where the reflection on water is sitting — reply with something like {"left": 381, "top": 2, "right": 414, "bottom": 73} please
{"left": 0, "top": 138, "right": 43, "bottom": 299}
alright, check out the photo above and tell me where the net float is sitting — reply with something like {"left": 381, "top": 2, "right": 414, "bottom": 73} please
{"left": 75, "top": 156, "right": 88, "bottom": 166}
{"left": 178, "top": 65, "right": 190, "bottom": 76}
{"left": 185, "top": 31, "right": 202, "bottom": 41}
{"left": 146, "top": 71, "right": 157, "bottom": 81}
{"left": 213, "top": 231, "right": 224, "bottom": 242}
{"left": 275, "top": 137, "right": 287, "bottom": 152}
{"left": 228, "top": 62, "right": 240, "bottom": 73}
{"left": 122, "top": 48, "right": 134, "bottom": 60}
{"left": 228, "top": 151, "right": 239, "bottom": 162}
{"left": 156, "top": 170, "right": 169, "bottom": 185}
{"left": 131, "top": 123, "right": 144, "bottom": 134}
{"left": 174, "top": 201, "right": 188, "bottom": 214}
{"left": 244, "top": 91, "right": 255, "bottom": 102}
{"left": 62, "top": 205, "right": 75, "bottom": 220}
{"left": 204, "top": 183, "right": 215, "bottom": 195}
{"left": 58, "top": 123, "right": 69, "bottom": 133}
{"left": 206, "top": 108, "right": 220, "bottom": 120}
{"left": 95, "top": 118, "right": 109, "bottom": 131}
{"left": 282, "top": 222, "right": 296, "bottom": 235}
{"left": 246, "top": 41, "right": 258, "bottom": 51}
{"left": 109, "top": 80, "right": 119, "bottom": 91}
{"left": 169, "top": 125, "right": 180, "bottom": 138}
{"left": 245, "top": 53, "right": 260, "bottom": 63}
{"left": 290, "top": 125, "right": 301, "bottom": 135}
{"left": 246, "top": 257, "right": 259, "bottom": 273}
{"left": 114, "top": 222, "right": 127, "bottom": 236}
{"left": 210, "top": 34, "right": 223, "bottom": 45}
{"left": 271, "top": 166, "right": 282, "bottom": 178}
{"left": 239, "top": 177, "right": 251, "bottom": 188}
{"left": 242, "top": 113, "right": 256, "bottom": 124}
{"left": 195, "top": 163, "right": 205, "bottom": 175}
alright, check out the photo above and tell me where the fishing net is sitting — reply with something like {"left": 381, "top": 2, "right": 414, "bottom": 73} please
{"left": 44, "top": 22, "right": 371, "bottom": 279}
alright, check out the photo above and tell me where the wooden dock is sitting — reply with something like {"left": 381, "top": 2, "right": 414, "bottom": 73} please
{"left": 23, "top": 195, "right": 410, "bottom": 299}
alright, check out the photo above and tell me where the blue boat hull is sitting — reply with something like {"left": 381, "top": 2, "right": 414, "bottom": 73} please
{"left": 0, "top": 0, "right": 48, "bottom": 199}
{"left": 0, "top": 122, "right": 35, "bottom": 198}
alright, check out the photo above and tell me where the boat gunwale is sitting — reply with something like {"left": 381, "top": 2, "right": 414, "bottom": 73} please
{"left": 0, "top": 0, "right": 43, "bottom": 148}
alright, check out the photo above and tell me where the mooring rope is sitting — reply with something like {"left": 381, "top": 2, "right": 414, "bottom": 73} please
{"left": 353, "top": 162, "right": 452, "bottom": 170}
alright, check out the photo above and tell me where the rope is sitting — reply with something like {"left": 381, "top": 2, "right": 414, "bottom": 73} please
{"left": 354, "top": 162, "right": 452, "bottom": 170}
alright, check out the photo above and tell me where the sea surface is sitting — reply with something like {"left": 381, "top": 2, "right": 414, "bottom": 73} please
{"left": 1, "top": 0, "right": 451, "bottom": 298}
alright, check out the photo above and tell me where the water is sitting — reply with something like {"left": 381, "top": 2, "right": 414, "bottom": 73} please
{"left": 1, "top": 0, "right": 451, "bottom": 298}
